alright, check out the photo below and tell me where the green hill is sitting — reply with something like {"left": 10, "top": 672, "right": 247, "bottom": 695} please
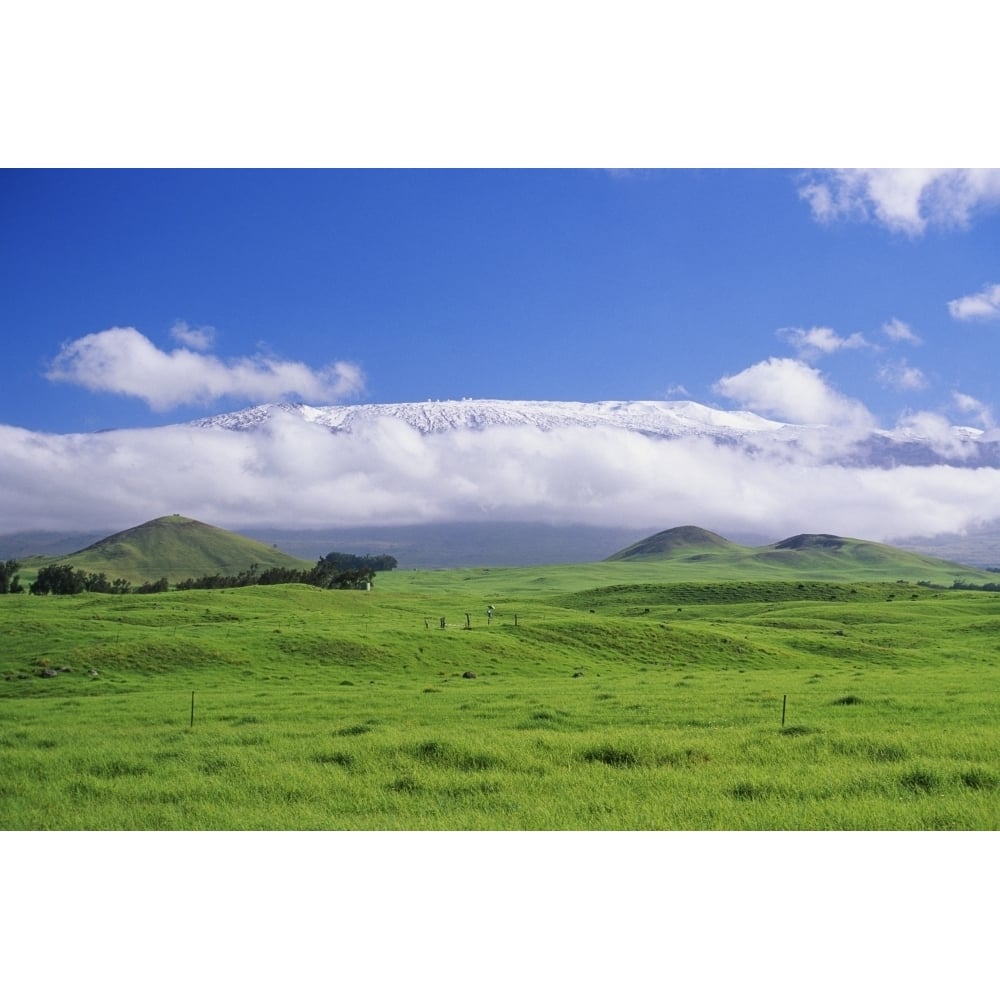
{"left": 606, "top": 525, "right": 995, "bottom": 585}
{"left": 606, "top": 525, "right": 746, "bottom": 562}
{"left": 21, "top": 515, "right": 312, "bottom": 585}
{"left": 16, "top": 517, "right": 996, "bottom": 590}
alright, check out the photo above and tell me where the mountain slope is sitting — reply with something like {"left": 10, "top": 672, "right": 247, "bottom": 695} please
{"left": 754, "top": 533, "right": 988, "bottom": 579}
{"left": 189, "top": 398, "right": 1000, "bottom": 469}
{"left": 607, "top": 526, "right": 995, "bottom": 584}
{"left": 192, "top": 399, "right": 786, "bottom": 440}
{"left": 606, "top": 525, "right": 746, "bottom": 562}
{"left": 23, "top": 515, "right": 312, "bottom": 583}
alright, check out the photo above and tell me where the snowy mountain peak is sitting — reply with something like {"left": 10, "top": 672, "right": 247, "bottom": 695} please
{"left": 191, "top": 398, "right": 788, "bottom": 439}
{"left": 187, "top": 397, "right": 999, "bottom": 470}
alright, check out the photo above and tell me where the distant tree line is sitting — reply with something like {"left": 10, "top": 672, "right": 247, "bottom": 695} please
{"left": 18, "top": 552, "right": 397, "bottom": 596}
{"left": 950, "top": 577, "right": 1000, "bottom": 592}
{"left": 25, "top": 563, "right": 167, "bottom": 596}
{"left": 316, "top": 552, "right": 398, "bottom": 573}
{"left": 175, "top": 553, "right": 396, "bottom": 591}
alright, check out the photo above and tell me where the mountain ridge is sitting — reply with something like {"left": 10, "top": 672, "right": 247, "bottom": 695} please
{"left": 188, "top": 397, "right": 1000, "bottom": 470}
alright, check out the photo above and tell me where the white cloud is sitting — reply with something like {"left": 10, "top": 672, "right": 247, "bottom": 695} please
{"left": 799, "top": 169, "right": 1000, "bottom": 235}
{"left": 46, "top": 327, "right": 365, "bottom": 410}
{"left": 892, "top": 411, "right": 979, "bottom": 461}
{"left": 170, "top": 320, "right": 216, "bottom": 351}
{"left": 712, "top": 357, "right": 875, "bottom": 428}
{"left": 882, "top": 318, "right": 921, "bottom": 345}
{"left": 952, "top": 392, "right": 995, "bottom": 429}
{"left": 947, "top": 282, "right": 1000, "bottom": 321}
{"left": 877, "top": 360, "right": 928, "bottom": 392}
{"left": 1, "top": 416, "right": 999, "bottom": 546}
{"left": 779, "top": 326, "right": 870, "bottom": 359}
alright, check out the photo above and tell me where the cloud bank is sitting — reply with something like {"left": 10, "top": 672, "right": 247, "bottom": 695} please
{"left": 2, "top": 410, "right": 998, "bottom": 546}
{"left": 799, "top": 169, "right": 1000, "bottom": 235}
{"left": 46, "top": 327, "right": 365, "bottom": 410}
{"left": 14, "top": 329, "right": 1000, "bottom": 546}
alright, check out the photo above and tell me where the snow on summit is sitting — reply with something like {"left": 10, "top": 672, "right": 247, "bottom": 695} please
{"left": 189, "top": 397, "right": 998, "bottom": 470}
{"left": 193, "top": 398, "right": 788, "bottom": 439}
{"left": 5, "top": 396, "right": 1000, "bottom": 542}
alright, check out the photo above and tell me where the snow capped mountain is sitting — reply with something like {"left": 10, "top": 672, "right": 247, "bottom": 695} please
{"left": 192, "top": 398, "right": 787, "bottom": 439}
{"left": 190, "top": 398, "right": 1000, "bottom": 469}
{"left": 9, "top": 396, "right": 1000, "bottom": 547}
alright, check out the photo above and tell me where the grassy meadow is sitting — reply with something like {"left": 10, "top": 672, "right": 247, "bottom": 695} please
{"left": 2, "top": 560, "right": 999, "bottom": 830}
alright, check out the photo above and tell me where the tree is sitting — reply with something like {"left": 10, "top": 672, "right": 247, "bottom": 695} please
{"left": 309, "top": 552, "right": 395, "bottom": 588}
{"left": 85, "top": 572, "right": 113, "bottom": 594}
{"left": 314, "top": 552, "right": 397, "bottom": 573}
{"left": 257, "top": 566, "right": 307, "bottom": 585}
{"left": 0, "top": 559, "right": 23, "bottom": 594}
{"left": 30, "top": 563, "right": 88, "bottom": 595}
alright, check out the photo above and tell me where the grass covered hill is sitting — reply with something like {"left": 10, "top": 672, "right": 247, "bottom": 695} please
{"left": 12, "top": 516, "right": 995, "bottom": 590}
{"left": 606, "top": 525, "right": 996, "bottom": 585}
{"left": 606, "top": 525, "right": 743, "bottom": 561}
{"left": 21, "top": 515, "right": 312, "bottom": 584}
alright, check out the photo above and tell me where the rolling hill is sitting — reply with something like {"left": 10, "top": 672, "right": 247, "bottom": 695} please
{"left": 606, "top": 525, "right": 744, "bottom": 561}
{"left": 14, "top": 515, "right": 997, "bottom": 589}
{"left": 20, "top": 515, "right": 312, "bottom": 584}
{"left": 606, "top": 525, "right": 996, "bottom": 584}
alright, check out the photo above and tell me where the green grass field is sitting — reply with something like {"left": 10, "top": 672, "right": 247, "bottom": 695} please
{"left": 3, "top": 561, "right": 999, "bottom": 829}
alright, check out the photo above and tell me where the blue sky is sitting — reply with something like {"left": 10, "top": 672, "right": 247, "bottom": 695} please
{"left": 3, "top": 168, "right": 1000, "bottom": 538}
{"left": 3, "top": 168, "right": 998, "bottom": 436}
